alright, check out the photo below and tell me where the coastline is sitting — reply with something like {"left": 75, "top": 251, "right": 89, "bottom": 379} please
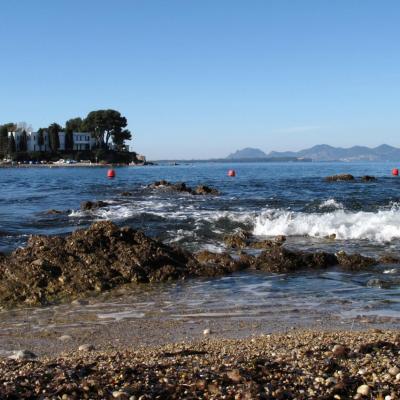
{"left": 0, "top": 162, "right": 146, "bottom": 168}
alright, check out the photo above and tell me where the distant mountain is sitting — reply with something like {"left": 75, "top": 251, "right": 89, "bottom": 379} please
{"left": 227, "top": 144, "right": 400, "bottom": 161}
{"left": 228, "top": 148, "right": 267, "bottom": 159}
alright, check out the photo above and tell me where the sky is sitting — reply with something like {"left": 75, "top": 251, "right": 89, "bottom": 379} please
{"left": 1, "top": 1, "right": 400, "bottom": 159}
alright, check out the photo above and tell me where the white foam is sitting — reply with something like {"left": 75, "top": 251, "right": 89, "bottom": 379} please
{"left": 319, "top": 198, "right": 344, "bottom": 210}
{"left": 384, "top": 269, "right": 397, "bottom": 274}
{"left": 253, "top": 207, "right": 400, "bottom": 242}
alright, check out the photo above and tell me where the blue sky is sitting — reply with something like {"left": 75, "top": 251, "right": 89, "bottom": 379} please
{"left": 1, "top": 1, "right": 399, "bottom": 159}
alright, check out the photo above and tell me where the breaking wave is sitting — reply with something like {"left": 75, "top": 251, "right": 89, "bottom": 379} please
{"left": 253, "top": 206, "right": 400, "bottom": 242}
{"left": 319, "top": 198, "right": 344, "bottom": 210}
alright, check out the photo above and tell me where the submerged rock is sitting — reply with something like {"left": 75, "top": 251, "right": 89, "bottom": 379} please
{"left": 366, "top": 278, "right": 393, "bottom": 289}
{"left": 80, "top": 200, "right": 108, "bottom": 211}
{"left": 361, "top": 175, "right": 377, "bottom": 182}
{"left": 325, "top": 174, "right": 355, "bottom": 182}
{"left": 45, "top": 209, "right": 65, "bottom": 215}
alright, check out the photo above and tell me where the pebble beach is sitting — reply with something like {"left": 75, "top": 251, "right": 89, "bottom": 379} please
{"left": 1, "top": 330, "right": 399, "bottom": 399}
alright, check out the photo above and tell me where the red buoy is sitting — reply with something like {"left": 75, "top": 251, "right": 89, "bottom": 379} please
{"left": 228, "top": 169, "right": 236, "bottom": 177}
{"left": 392, "top": 168, "right": 399, "bottom": 176}
{"left": 107, "top": 169, "right": 116, "bottom": 178}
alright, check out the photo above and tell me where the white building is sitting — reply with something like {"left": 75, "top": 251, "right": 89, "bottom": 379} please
{"left": 8, "top": 131, "right": 96, "bottom": 152}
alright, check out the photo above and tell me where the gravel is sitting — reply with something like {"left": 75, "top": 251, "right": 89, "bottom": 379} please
{"left": 1, "top": 329, "right": 399, "bottom": 399}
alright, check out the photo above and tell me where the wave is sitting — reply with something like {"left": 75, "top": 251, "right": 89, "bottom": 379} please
{"left": 253, "top": 207, "right": 400, "bottom": 242}
{"left": 319, "top": 198, "right": 344, "bottom": 210}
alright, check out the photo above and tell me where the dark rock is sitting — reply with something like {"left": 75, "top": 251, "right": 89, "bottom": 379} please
{"left": 224, "top": 231, "right": 286, "bottom": 250}
{"left": 335, "top": 251, "right": 376, "bottom": 270}
{"left": 224, "top": 230, "right": 251, "bottom": 249}
{"left": 171, "top": 182, "right": 191, "bottom": 193}
{"left": 361, "top": 175, "right": 377, "bottom": 182}
{"left": 249, "top": 238, "right": 284, "bottom": 249}
{"left": 121, "top": 191, "right": 132, "bottom": 196}
{"left": 192, "top": 251, "right": 249, "bottom": 276}
{"left": 80, "top": 201, "right": 108, "bottom": 211}
{"left": 148, "top": 181, "right": 219, "bottom": 195}
{"left": 193, "top": 185, "right": 220, "bottom": 195}
{"left": 325, "top": 174, "right": 355, "bottom": 182}
{"left": 379, "top": 254, "right": 400, "bottom": 264}
{"left": 255, "top": 246, "right": 337, "bottom": 273}
{"left": 0, "top": 221, "right": 196, "bottom": 307}
{"left": 45, "top": 209, "right": 64, "bottom": 215}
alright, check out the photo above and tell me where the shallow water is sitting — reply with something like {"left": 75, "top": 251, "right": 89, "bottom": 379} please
{"left": 0, "top": 161, "right": 400, "bottom": 324}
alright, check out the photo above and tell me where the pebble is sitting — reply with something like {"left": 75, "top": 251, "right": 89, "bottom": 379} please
{"left": 78, "top": 344, "right": 95, "bottom": 351}
{"left": 8, "top": 349, "right": 37, "bottom": 360}
{"left": 332, "top": 344, "right": 346, "bottom": 356}
{"left": 388, "top": 366, "right": 399, "bottom": 376}
{"left": 356, "top": 384, "right": 370, "bottom": 396}
{"left": 112, "top": 391, "right": 129, "bottom": 398}
{"left": 59, "top": 335, "right": 72, "bottom": 341}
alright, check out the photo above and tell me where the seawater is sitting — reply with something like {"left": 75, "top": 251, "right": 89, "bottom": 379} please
{"left": 0, "top": 161, "right": 399, "bottom": 325}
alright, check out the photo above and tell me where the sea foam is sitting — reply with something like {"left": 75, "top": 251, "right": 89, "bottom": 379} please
{"left": 253, "top": 207, "right": 400, "bottom": 242}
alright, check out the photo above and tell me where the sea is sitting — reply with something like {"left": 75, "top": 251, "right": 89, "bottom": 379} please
{"left": 0, "top": 161, "right": 399, "bottom": 329}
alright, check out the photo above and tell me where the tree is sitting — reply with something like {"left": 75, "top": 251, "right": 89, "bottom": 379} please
{"left": 0, "top": 125, "right": 9, "bottom": 157}
{"left": 65, "top": 130, "right": 74, "bottom": 151}
{"left": 65, "top": 117, "right": 83, "bottom": 132}
{"left": 37, "top": 128, "right": 45, "bottom": 150}
{"left": 8, "top": 133, "right": 16, "bottom": 154}
{"left": 65, "top": 117, "right": 82, "bottom": 151}
{"left": 19, "top": 130, "right": 28, "bottom": 152}
{"left": 0, "top": 123, "right": 16, "bottom": 156}
{"left": 82, "top": 110, "right": 131, "bottom": 148}
{"left": 48, "top": 123, "right": 61, "bottom": 152}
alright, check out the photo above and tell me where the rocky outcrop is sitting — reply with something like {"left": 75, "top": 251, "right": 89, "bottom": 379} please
{"left": 224, "top": 231, "right": 286, "bottom": 249}
{"left": 223, "top": 230, "right": 251, "bottom": 249}
{"left": 254, "top": 247, "right": 337, "bottom": 273}
{"left": 325, "top": 174, "right": 355, "bottom": 182}
{"left": 192, "top": 251, "right": 249, "bottom": 276}
{"left": 0, "top": 222, "right": 381, "bottom": 308}
{"left": 379, "top": 255, "right": 400, "bottom": 264}
{"left": 80, "top": 201, "right": 108, "bottom": 211}
{"left": 0, "top": 221, "right": 196, "bottom": 307}
{"left": 193, "top": 185, "right": 220, "bottom": 195}
{"left": 148, "top": 181, "right": 220, "bottom": 195}
{"left": 335, "top": 251, "right": 376, "bottom": 271}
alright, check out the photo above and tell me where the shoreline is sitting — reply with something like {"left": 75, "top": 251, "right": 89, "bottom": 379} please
{"left": 0, "top": 163, "right": 146, "bottom": 168}
{"left": 1, "top": 329, "right": 399, "bottom": 398}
